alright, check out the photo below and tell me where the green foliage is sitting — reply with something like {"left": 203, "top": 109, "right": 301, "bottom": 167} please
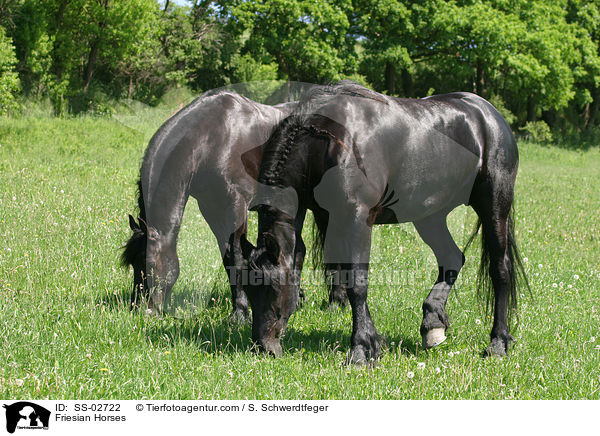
{"left": 354, "top": 0, "right": 413, "bottom": 95}
{"left": 520, "top": 120, "right": 554, "bottom": 143}
{"left": 224, "top": 0, "right": 354, "bottom": 82}
{"left": 230, "top": 53, "right": 279, "bottom": 83}
{"left": 488, "top": 94, "right": 517, "bottom": 126}
{"left": 3, "top": 0, "right": 600, "bottom": 133}
{"left": 0, "top": 25, "right": 20, "bottom": 115}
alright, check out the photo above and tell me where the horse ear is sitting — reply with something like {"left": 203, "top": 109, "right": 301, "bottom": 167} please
{"left": 263, "top": 232, "right": 280, "bottom": 263}
{"left": 129, "top": 214, "right": 140, "bottom": 232}
{"left": 138, "top": 216, "right": 148, "bottom": 234}
{"left": 241, "top": 235, "right": 256, "bottom": 260}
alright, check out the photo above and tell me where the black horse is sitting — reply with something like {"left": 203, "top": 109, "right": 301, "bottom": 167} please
{"left": 121, "top": 90, "right": 305, "bottom": 323}
{"left": 245, "top": 81, "right": 529, "bottom": 362}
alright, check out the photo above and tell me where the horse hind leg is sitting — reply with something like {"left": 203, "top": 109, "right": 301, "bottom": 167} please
{"left": 293, "top": 209, "right": 307, "bottom": 308}
{"left": 414, "top": 213, "right": 465, "bottom": 349}
{"left": 471, "top": 184, "right": 517, "bottom": 357}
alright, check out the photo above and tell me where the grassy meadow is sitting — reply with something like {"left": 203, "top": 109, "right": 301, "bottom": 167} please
{"left": 0, "top": 106, "right": 599, "bottom": 399}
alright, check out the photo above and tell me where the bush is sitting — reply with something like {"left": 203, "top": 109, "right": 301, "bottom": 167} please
{"left": 520, "top": 120, "right": 553, "bottom": 143}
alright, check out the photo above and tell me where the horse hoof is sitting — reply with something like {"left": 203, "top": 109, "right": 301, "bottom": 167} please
{"left": 327, "top": 301, "right": 343, "bottom": 311}
{"left": 422, "top": 328, "right": 446, "bottom": 348}
{"left": 486, "top": 338, "right": 508, "bottom": 358}
{"left": 145, "top": 307, "right": 160, "bottom": 317}
{"left": 260, "top": 339, "right": 283, "bottom": 357}
{"left": 347, "top": 346, "right": 368, "bottom": 365}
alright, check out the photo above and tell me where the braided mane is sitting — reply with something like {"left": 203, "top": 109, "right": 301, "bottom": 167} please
{"left": 258, "top": 81, "right": 387, "bottom": 188}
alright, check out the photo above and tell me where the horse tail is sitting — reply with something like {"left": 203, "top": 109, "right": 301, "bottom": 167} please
{"left": 464, "top": 208, "right": 530, "bottom": 326}
{"left": 120, "top": 178, "right": 147, "bottom": 267}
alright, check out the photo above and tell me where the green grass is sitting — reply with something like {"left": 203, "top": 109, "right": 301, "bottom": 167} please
{"left": 1, "top": 112, "right": 599, "bottom": 399}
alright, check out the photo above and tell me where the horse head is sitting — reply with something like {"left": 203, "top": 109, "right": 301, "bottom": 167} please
{"left": 122, "top": 214, "right": 149, "bottom": 307}
{"left": 243, "top": 207, "right": 300, "bottom": 357}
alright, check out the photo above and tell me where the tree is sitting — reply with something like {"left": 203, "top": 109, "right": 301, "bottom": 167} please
{"left": 357, "top": 0, "right": 600, "bottom": 126}
{"left": 222, "top": 0, "right": 356, "bottom": 83}
{"left": 11, "top": 0, "right": 162, "bottom": 112}
{"left": 0, "top": 25, "right": 20, "bottom": 115}
{"left": 353, "top": 0, "right": 413, "bottom": 95}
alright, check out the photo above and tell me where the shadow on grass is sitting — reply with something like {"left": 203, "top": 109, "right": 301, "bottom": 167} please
{"left": 99, "top": 286, "right": 422, "bottom": 359}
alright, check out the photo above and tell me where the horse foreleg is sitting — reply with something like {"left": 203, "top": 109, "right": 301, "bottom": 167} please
{"left": 414, "top": 213, "right": 465, "bottom": 349}
{"left": 293, "top": 225, "right": 307, "bottom": 307}
{"left": 325, "top": 264, "right": 349, "bottom": 309}
{"left": 344, "top": 262, "right": 380, "bottom": 365}
{"left": 197, "top": 193, "right": 251, "bottom": 324}
{"left": 312, "top": 209, "right": 348, "bottom": 309}
{"left": 223, "top": 226, "right": 251, "bottom": 324}
{"left": 323, "top": 214, "right": 378, "bottom": 364}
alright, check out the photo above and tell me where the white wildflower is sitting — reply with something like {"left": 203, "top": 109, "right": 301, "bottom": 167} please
{"left": 574, "top": 274, "right": 580, "bottom": 280}
{"left": 407, "top": 371, "right": 415, "bottom": 379}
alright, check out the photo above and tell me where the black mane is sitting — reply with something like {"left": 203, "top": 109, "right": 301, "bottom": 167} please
{"left": 258, "top": 81, "right": 387, "bottom": 189}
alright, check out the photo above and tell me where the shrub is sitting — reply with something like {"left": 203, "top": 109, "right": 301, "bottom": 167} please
{"left": 520, "top": 120, "right": 553, "bottom": 143}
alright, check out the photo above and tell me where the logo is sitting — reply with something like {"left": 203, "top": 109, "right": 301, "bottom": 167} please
{"left": 3, "top": 402, "right": 50, "bottom": 433}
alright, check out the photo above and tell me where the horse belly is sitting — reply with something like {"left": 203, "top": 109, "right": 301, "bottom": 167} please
{"left": 385, "top": 135, "right": 480, "bottom": 222}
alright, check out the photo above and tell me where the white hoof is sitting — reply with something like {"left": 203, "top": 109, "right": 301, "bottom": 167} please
{"left": 423, "top": 328, "right": 446, "bottom": 348}
{"left": 145, "top": 307, "right": 160, "bottom": 316}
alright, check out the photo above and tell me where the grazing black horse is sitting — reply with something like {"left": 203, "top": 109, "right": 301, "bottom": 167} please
{"left": 245, "top": 81, "right": 529, "bottom": 362}
{"left": 121, "top": 90, "right": 304, "bottom": 322}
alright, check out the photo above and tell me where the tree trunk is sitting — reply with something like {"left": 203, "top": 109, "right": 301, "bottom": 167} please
{"left": 83, "top": 42, "right": 99, "bottom": 93}
{"left": 587, "top": 88, "right": 600, "bottom": 129}
{"left": 401, "top": 68, "right": 413, "bottom": 98}
{"left": 542, "top": 110, "right": 556, "bottom": 130}
{"left": 128, "top": 76, "right": 133, "bottom": 100}
{"left": 385, "top": 62, "right": 396, "bottom": 96}
{"left": 475, "top": 59, "right": 485, "bottom": 96}
{"left": 527, "top": 95, "right": 536, "bottom": 122}
{"left": 51, "top": 0, "right": 70, "bottom": 83}
{"left": 83, "top": 0, "right": 110, "bottom": 93}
